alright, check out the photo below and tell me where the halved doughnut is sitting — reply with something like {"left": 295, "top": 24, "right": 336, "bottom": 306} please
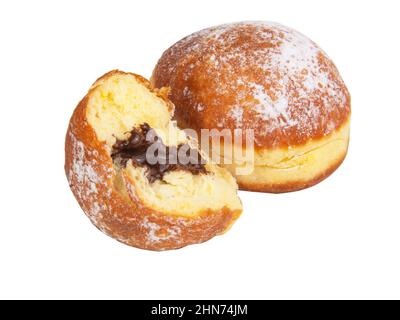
{"left": 65, "top": 70, "right": 242, "bottom": 250}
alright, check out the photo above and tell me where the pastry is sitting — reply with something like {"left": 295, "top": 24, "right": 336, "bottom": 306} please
{"left": 152, "top": 21, "right": 351, "bottom": 192}
{"left": 65, "top": 70, "right": 242, "bottom": 250}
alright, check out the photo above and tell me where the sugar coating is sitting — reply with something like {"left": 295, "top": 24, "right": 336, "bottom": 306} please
{"left": 158, "top": 21, "right": 350, "bottom": 148}
{"left": 67, "top": 132, "right": 107, "bottom": 224}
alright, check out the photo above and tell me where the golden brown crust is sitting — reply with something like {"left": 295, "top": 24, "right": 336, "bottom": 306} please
{"left": 152, "top": 22, "right": 351, "bottom": 149}
{"left": 65, "top": 70, "right": 241, "bottom": 251}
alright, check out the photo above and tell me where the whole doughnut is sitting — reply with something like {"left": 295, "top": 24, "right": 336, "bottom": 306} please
{"left": 152, "top": 21, "right": 351, "bottom": 193}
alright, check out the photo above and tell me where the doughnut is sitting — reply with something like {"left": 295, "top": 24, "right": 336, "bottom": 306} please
{"left": 151, "top": 21, "right": 351, "bottom": 193}
{"left": 65, "top": 70, "right": 242, "bottom": 250}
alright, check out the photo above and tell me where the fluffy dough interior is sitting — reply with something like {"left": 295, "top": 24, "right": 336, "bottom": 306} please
{"left": 222, "top": 119, "right": 350, "bottom": 187}
{"left": 86, "top": 73, "right": 241, "bottom": 215}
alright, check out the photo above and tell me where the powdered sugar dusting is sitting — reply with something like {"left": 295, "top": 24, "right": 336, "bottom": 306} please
{"left": 68, "top": 132, "right": 106, "bottom": 223}
{"left": 229, "top": 105, "right": 244, "bottom": 127}
{"left": 142, "top": 216, "right": 180, "bottom": 244}
{"left": 158, "top": 21, "right": 350, "bottom": 147}
{"left": 250, "top": 82, "right": 290, "bottom": 124}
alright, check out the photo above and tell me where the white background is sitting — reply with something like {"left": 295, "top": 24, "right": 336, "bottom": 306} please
{"left": 1, "top": 0, "right": 399, "bottom": 299}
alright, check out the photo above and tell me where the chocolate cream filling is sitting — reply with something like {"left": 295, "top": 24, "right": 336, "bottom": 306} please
{"left": 111, "top": 123, "right": 207, "bottom": 183}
